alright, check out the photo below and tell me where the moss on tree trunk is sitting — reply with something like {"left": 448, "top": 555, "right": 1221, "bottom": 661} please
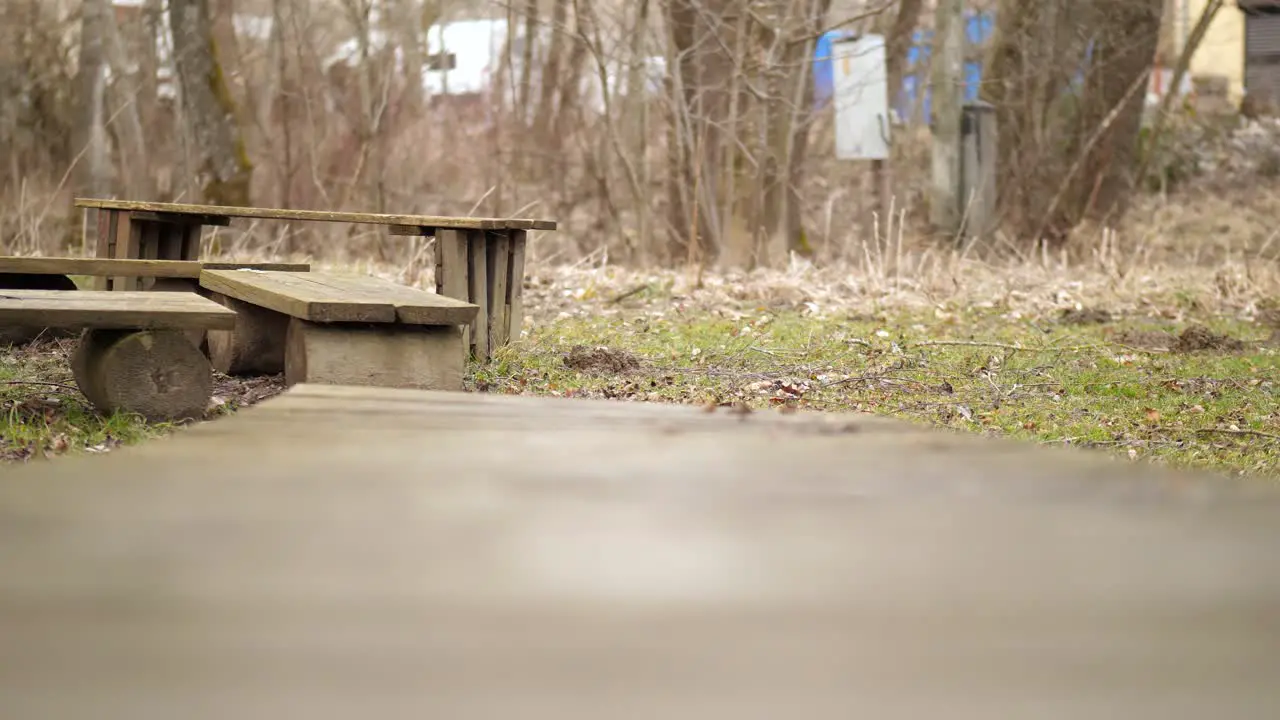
{"left": 169, "top": 0, "right": 253, "bottom": 207}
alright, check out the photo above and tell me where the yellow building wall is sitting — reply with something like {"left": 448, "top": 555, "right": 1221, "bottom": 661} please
{"left": 1179, "top": 0, "right": 1246, "bottom": 101}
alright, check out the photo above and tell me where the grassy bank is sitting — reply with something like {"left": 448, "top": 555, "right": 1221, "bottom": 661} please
{"left": 4, "top": 255, "right": 1278, "bottom": 477}
{"left": 479, "top": 304, "right": 1280, "bottom": 477}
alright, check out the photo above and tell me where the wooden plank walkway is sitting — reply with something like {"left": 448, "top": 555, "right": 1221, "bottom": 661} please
{"left": 1, "top": 385, "right": 1279, "bottom": 718}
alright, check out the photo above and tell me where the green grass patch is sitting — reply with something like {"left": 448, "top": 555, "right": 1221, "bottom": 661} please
{"left": 1, "top": 340, "right": 169, "bottom": 461}
{"left": 479, "top": 307, "right": 1280, "bottom": 477}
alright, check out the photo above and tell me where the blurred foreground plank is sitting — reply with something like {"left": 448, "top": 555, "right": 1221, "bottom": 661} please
{"left": 1, "top": 385, "right": 1278, "bottom": 719}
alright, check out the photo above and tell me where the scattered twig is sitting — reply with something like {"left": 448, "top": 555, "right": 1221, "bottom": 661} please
{"left": 608, "top": 284, "right": 650, "bottom": 304}
{"left": 4, "top": 380, "right": 80, "bottom": 393}
{"left": 1196, "top": 428, "right": 1280, "bottom": 442}
{"left": 821, "top": 375, "right": 929, "bottom": 388}
{"left": 915, "top": 340, "right": 1102, "bottom": 353}
{"left": 916, "top": 340, "right": 1028, "bottom": 351}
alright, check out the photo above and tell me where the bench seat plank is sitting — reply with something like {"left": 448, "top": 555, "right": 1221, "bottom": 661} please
{"left": 0, "top": 257, "right": 310, "bottom": 278}
{"left": 200, "top": 270, "right": 478, "bottom": 326}
{"left": 77, "top": 198, "right": 557, "bottom": 232}
{"left": 0, "top": 290, "right": 237, "bottom": 330}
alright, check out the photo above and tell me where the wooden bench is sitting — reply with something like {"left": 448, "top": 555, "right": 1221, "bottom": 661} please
{"left": 0, "top": 290, "right": 236, "bottom": 421}
{"left": 0, "top": 256, "right": 310, "bottom": 284}
{"left": 76, "top": 198, "right": 556, "bottom": 361}
{"left": 199, "top": 269, "right": 478, "bottom": 390}
{"left": 0, "top": 256, "right": 310, "bottom": 348}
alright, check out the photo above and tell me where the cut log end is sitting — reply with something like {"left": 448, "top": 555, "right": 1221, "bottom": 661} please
{"left": 206, "top": 293, "right": 288, "bottom": 376}
{"left": 71, "top": 329, "right": 214, "bottom": 422}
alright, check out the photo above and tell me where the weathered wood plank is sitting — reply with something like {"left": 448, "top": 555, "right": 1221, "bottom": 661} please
{"left": 110, "top": 211, "right": 137, "bottom": 291}
{"left": 435, "top": 229, "right": 471, "bottom": 349}
{"left": 0, "top": 290, "right": 237, "bottom": 330}
{"left": 181, "top": 224, "right": 203, "bottom": 261}
{"left": 200, "top": 270, "right": 395, "bottom": 323}
{"left": 434, "top": 229, "right": 470, "bottom": 300}
{"left": 89, "top": 209, "right": 115, "bottom": 290}
{"left": 467, "top": 230, "right": 489, "bottom": 360}
{"left": 75, "top": 198, "right": 557, "bottom": 232}
{"left": 1, "top": 385, "right": 1279, "bottom": 718}
{"left": 138, "top": 222, "right": 160, "bottom": 290}
{"left": 507, "top": 229, "right": 527, "bottom": 343}
{"left": 130, "top": 211, "right": 232, "bottom": 226}
{"left": 157, "top": 223, "right": 186, "bottom": 261}
{"left": 305, "top": 272, "right": 480, "bottom": 326}
{"left": 487, "top": 231, "right": 510, "bottom": 349}
{"left": 201, "top": 270, "right": 477, "bottom": 326}
{"left": 0, "top": 257, "right": 310, "bottom": 278}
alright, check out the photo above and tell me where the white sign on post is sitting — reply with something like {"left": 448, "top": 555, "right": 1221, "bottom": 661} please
{"left": 832, "top": 34, "right": 890, "bottom": 161}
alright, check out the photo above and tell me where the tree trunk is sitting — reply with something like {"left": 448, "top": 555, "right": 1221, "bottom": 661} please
{"left": 755, "top": 0, "right": 829, "bottom": 267}
{"left": 169, "top": 0, "right": 253, "bottom": 206}
{"left": 1057, "top": 0, "right": 1164, "bottom": 229}
{"left": 73, "top": 0, "right": 112, "bottom": 203}
{"left": 518, "top": 0, "right": 538, "bottom": 125}
{"left": 104, "top": 3, "right": 154, "bottom": 199}
{"left": 72, "top": 0, "right": 113, "bottom": 251}
{"left": 397, "top": 0, "right": 426, "bottom": 111}
{"left": 663, "top": 0, "right": 729, "bottom": 266}
{"left": 884, "top": 0, "right": 923, "bottom": 113}
{"left": 535, "top": 0, "right": 571, "bottom": 145}
{"left": 981, "top": 0, "right": 1082, "bottom": 240}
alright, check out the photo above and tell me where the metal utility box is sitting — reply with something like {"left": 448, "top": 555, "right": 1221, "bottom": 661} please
{"left": 832, "top": 34, "right": 891, "bottom": 161}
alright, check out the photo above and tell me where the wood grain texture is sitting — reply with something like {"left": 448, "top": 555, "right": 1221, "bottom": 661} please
{"left": 486, "top": 231, "right": 510, "bottom": 349}
{"left": 1, "top": 385, "right": 1279, "bottom": 718}
{"left": 76, "top": 198, "right": 557, "bottom": 231}
{"left": 111, "top": 211, "right": 138, "bottom": 291}
{"left": 181, "top": 224, "right": 203, "bottom": 261}
{"left": 129, "top": 210, "right": 232, "bottom": 226}
{"left": 0, "top": 257, "right": 310, "bottom": 278}
{"left": 508, "top": 230, "right": 527, "bottom": 342}
{"left": 467, "top": 230, "right": 489, "bottom": 360}
{"left": 0, "top": 290, "right": 237, "bottom": 330}
{"left": 69, "top": 328, "right": 215, "bottom": 421}
{"left": 200, "top": 270, "right": 395, "bottom": 323}
{"left": 435, "top": 229, "right": 470, "bottom": 299}
{"left": 200, "top": 270, "right": 477, "bottom": 326}
{"left": 89, "top": 208, "right": 114, "bottom": 290}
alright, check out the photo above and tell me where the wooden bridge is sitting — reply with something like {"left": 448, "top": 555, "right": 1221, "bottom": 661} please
{"left": 2, "top": 385, "right": 1280, "bottom": 717}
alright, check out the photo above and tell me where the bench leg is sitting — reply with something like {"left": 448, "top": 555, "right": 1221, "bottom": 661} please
{"left": 70, "top": 329, "right": 214, "bottom": 422}
{"left": 206, "top": 294, "right": 289, "bottom": 376}
{"left": 434, "top": 228, "right": 527, "bottom": 363}
{"left": 111, "top": 212, "right": 143, "bottom": 292}
{"left": 89, "top": 208, "right": 119, "bottom": 290}
{"left": 284, "top": 318, "right": 465, "bottom": 391}
{"left": 506, "top": 229, "right": 527, "bottom": 345}
{"left": 148, "top": 277, "right": 211, "bottom": 357}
